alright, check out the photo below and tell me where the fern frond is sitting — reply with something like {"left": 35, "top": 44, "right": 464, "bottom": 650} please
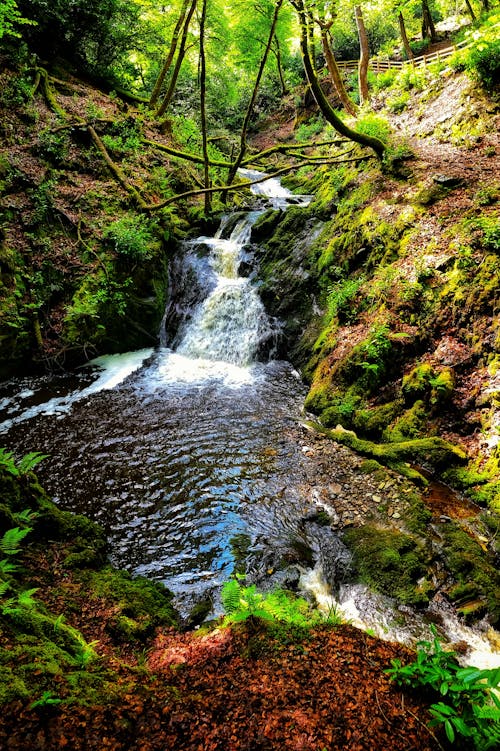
{"left": 0, "top": 580, "right": 10, "bottom": 597}
{"left": 0, "top": 449, "right": 19, "bottom": 476}
{"left": 17, "top": 452, "right": 49, "bottom": 475}
{"left": 13, "top": 508, "right": 38, "bottom": 525}
{"left": 0, "top": 526, "right": 31, "bottom": 555}
{"left": 0, "top": 559, "right": 18, "bottom": 576}
{"left": 221, "top": 579, "right": 243, "bottom": 615}
{"left": 17, "top": 588, "right": 38, "bottom": 608}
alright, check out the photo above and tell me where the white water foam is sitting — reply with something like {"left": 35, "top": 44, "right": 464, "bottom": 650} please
{"left": 300, "top": 563, "right": 500, "bottom": 670}
{"left": 0, "top": 348, "right": 154, "bottom": 433}
{"left": 144, "top": 349, "right": 258, "bottom": 388}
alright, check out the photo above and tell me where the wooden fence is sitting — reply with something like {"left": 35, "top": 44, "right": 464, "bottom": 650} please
{"left": 335, "top": 37, "right": 471, "bottom": 74}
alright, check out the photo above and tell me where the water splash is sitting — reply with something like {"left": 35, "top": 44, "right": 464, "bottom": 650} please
{"left": 300, "top": 563, "right": 500, "bottom": 670}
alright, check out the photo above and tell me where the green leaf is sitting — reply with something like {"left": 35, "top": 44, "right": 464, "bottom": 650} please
{"left": 444, "top": 719, "right": 455, "bottom": 743}
{"left": 0, "top": 526, "right": 31, "bottom": 555}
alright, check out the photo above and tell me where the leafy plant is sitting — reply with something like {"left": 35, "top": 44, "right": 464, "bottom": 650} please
{"left": 29, "top": 691, "right": 63, "bottom": 710}
{"left": 0, "top": 449, "right": 48, "bottom": 477}
{"left": 355, "top": 114, "right": 391, "bottom": 144}
{"left": 104, "top": 214, "right": 159, "bottom": 262}
{"left": 387, "top": 629, "right": 500, "bottom": 749}
{"left": 221, "top": 577, "right": 342, "bottom": 629}
{"left": 326, "top": 277, "right": 364, "bottom": 322}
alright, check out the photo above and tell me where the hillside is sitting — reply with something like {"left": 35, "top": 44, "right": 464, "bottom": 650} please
{"left": 1, "top": 15, "right": 500, "bottom": 751}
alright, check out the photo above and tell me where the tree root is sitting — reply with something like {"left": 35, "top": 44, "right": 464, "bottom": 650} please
{"left": 87, "top": 125, "right": 149, "bottom": 210}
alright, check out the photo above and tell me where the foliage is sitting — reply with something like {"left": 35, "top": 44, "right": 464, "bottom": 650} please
{"left": 462, "top": 14, "right": 500, "bottom": 92}
{"left": 104, "top": 215, "right": 159, "bottom": 261}
{"left": 17, "top": 0, "right": 143, "bottom": 81}
{"left": 0, "top": 449, "right": 48, "bottom": 477}
{"left": 0, "top": 0, "right": 34, "bottom": 39}
{"left": 387, "top": 630, "right": 500, "bottom": 749}
{"left": 221, "top": 578, "right": 341, "bottom": 629}
{"left": 326, "top": 276, "right": 364, "bottom": 322}
{"left": 355, "top": 114, "right": 391, "bottom": 144}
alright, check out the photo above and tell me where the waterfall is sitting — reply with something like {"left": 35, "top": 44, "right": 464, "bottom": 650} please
{"left": 164, "top": 171, "right": 311, "bottom": 372}
{"left": 175, "top": 217, "right": 273, "bottom": 366}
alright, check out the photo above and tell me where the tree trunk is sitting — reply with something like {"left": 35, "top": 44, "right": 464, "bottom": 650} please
{"left": 291, "top": 0, "right": 385, "bottom": 159}
{"left": 273, "top": 34, "right": 288, "bottom": 96}
{"left": 398, "top": 12, "right": 413, "bottom": 61}
{"left": 421, "top": 0, "right": 437, "bottom": 43}
{"left": 149, "top": 0, "right": 190, "bottom": 108}
{"left": 156, "top": 0, "right": 197, "bottom": 118}
{"left": 225, "top": 0, "right": 284, "bottom": 190}
{"left": 321, "top": 27, "right": 357, "bottom": 117}
{"left": 464, "top": 0, "right": 476, "bottom": 21}
{"left": 199, "top": 0, "right": 211, "bottom": 213}
{"left": 355, "top": 5, "right": 369, "bottom": 105}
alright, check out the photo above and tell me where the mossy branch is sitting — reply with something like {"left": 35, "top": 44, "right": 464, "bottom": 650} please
{"left": 87, "top": 126, "right": 149, "bottom": 210}
{"left": 145, "top": 140, "right": 232, "bottom": 168}
{"left": 303, "top": 421, "right": 467, "bottom": 483}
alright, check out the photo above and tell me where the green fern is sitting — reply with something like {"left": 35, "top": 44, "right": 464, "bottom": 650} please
{"left": 0, "top": 558, "right": 18, "bottom": 576}
{"left": 0, "top": 580, "right": 10, "bottom": 597}
{"left": 0, "top": 449, "right": 18, "bottom": 475}
{"left": 0, "top": 527, "right": 31, "bottom": 556}
{"left": 17, "top": 452, "right": 49, "bottom": 474}
{"left": 16, "top": 588, "right": 39, "bottom": 608}
{"left": 221, "top": 579, "right": 341, "bottom": 628}
{"left": 221, "top": 579, "right": 242, "bottom": 615}
{"left": 13, "top": 509, "right": 38, "bottom": 525}
{"left": 0, "top": 448, "right": 48, "bottom": 477}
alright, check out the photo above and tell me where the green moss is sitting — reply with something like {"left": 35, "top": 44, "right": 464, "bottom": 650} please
{"left": 77, "top": 567, "right": 177, "bottom": 640}
{"left": 402, "top": 363, "right": 434, "bottom": 403}
{"left": 343, "top": 524, "right": 430, "bottom": 606}
{"left": 440, "top": 523, "right": 500, "bottom": 625}
{"left": 353, "top": 400, "right": 404, "bottom": 439}
{"left": 383, "top": 400, "right": 429, "bottom": 442}
{"left": 359, "top": 459, "right": 385, "bottom": 475}
{"left": 305, "top": 421, "right": 467, "bottom": 480}
{"left": 405, "top": 492, "right": 432, "bottom": 536}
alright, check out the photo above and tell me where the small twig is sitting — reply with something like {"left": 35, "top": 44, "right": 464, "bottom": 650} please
{"left": 375, "top": 689, "right": 393, "bottom": 727}
{"left": 404, "top": 702, "right": 445, "bottom": 751}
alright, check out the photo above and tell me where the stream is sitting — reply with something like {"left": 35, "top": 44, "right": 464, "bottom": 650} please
{"left": 1, "top": 173, "right": 499, "bottom": 668}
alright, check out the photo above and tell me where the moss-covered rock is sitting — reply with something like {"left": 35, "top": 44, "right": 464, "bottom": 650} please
{"left": 439, "top": 522, "right": 500, "bottom": 625}
{"left": 343, "top": 524, "right": 431, "bottom": 606}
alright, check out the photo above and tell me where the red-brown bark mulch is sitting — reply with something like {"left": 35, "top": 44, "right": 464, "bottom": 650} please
{"left": 0, "top": 622, "right": 445, "bottom": 751}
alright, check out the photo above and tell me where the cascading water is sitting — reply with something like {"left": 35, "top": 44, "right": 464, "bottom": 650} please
{"left": 174, "top": 217, "right": 274, "bottom": 366}
{"left": 1, "top": 172, "right": 499, "bottom": 667}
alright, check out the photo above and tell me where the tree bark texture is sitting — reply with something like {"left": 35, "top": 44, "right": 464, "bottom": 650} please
{"left": 398, "top": 12, "right": 413, "bottom": 61}
{"left": 156, "top": 0, "right": 198, "bottom": 118}
{"left": 199, "top": 0, "right": 211, "bottom": 213}
{"left": 149, "top": 0, "right": 191, "bottom": 108}
{"left": 321, "top": 27, "right": 357, "bottom": 116}
{"left": 355, "top": 5, "right": 369, "bottom": 105}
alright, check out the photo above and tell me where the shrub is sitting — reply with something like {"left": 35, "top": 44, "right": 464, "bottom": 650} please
{"left": 355, "top": 114, "right": 391, "bottom": 144}
{"left": 104, "top": 215, "right": 159, "bottom": 262}
{"left": 387, "top": 630, "right": 500, "bottom": 749}
{"left": 464, "top": 36, "right": 500, "bottom": 92}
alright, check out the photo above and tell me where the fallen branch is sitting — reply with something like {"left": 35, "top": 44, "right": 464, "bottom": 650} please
{"left": 77, "top": 220, "right": 109, "bottom": 283}
{"left": 38, "top": 68, "right": 67, "bottom": 119}
{"left": 145, "top": 140, "right": 232, "bottom": 168}
{"left": 87, "top": 125, "right": 149, "bottom": 210}
{"left": 141, "top": 163, "right": 305, "bottom": 211}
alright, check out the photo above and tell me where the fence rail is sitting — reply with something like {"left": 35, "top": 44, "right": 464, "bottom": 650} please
{"left": 336, "top": 37, "right": 471, "bottom": 74}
